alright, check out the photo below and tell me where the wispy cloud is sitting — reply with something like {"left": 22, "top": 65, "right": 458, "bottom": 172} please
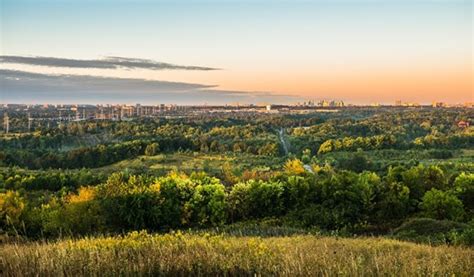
{"left": 0, "top": 69, "right": 215, "bottom": 92}
{"left": 0, "top": 56, "right": 219, "bottom": 71}
{"left": 0, "top": 69, "right": 298, "bottom": 104}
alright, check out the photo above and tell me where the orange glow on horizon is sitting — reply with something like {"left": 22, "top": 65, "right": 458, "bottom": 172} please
{"left": 2, "top": 59, "right": 472, "bottom": 104}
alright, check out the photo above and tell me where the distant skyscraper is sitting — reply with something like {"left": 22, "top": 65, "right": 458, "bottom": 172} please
{"left": 4, "top": 112, "right": 9, "bottom": 134}
{"left": 28, "top": 112, "right": 32, "bottom": 132}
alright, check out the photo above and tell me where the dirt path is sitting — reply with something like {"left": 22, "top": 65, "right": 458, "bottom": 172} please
{"left": 278, "top": 128, "right": 289, "bottom": 155}
{"left": 278, "top": 128, "right": 313, "bottom": 173}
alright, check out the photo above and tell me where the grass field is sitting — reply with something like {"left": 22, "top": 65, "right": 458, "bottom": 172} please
{"left": 2, "top": 231, "right": 473, "bottom": 276}
{"left": 99, "top": 152, "right": 284, "bottom": 175}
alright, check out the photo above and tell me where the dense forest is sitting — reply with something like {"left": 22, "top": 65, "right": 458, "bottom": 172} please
{"left": 1, "top": 107, "right": 473, "bottom": 246}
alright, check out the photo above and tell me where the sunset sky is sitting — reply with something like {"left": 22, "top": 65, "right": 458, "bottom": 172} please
{"left": 1, "top": 0, "right": 472, "bottom": 105}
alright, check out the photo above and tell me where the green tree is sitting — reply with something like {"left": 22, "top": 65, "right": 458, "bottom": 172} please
{"left": 420, "top": 189, "right": 465, "bottom": 221}
{"left": 228, "top": 180, "right": 285, "bottom": 220}
{"left": 190, "top": 183, "right": 227, "bottom": 226}
{"left": 402, "top": 165, "right": 446, "bottom": 201}
{"left": 318, "top": 139, "right": 334, "bottom": 154}
{"left": 96, "top": 173, "right": 161, "bottom": 231}
{"left": 375, "top": 181, "right": 410, "bottom": 223}
{"left": 227, "top": 182, "right": 252, "bottom": 221}
{"left": 157, "top": 173, "right": 197, "bottom": 228}
{"left": 453, "top": 173, "right": 474, "bottom": 217}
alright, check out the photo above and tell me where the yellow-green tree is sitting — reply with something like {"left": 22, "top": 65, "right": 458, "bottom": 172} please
{"left": 0, "top": 191, "right": 25, "bottom": 230}
{"left": 284, "top": 158, "right": 306, "bottom": 175}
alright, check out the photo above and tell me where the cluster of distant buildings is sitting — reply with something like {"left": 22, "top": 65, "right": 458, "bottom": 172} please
{"left": 1, "top": 103, "right": 186, "bottom": 120}
{"left": 0, "top": 103, "right": 188, "bottom": 133}
{"left": 1, "top": 100, "right": 472, "bottom": 134}
{"left": 2, "top": 99, "right": 473, "bottom": 113}
{"left": 294, "top": 100, "right": 345, "bottom": 108}
{"left": 392, "top": 100, "right": 473, "bottom": 108}
{"left": 72, "top": 103, "right": 187, "bottom": 121}
{"left": 430, "top": 101, "right": 474, "bottom": 108}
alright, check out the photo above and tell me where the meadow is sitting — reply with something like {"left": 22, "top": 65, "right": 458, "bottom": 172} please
{"left": 2, "top": 231, "right": 473, "bottom": 276}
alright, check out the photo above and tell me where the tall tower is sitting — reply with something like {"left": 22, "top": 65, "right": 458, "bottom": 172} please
{"left": 28, "top": 112, "right": 33, "bottom": 132}
{"left": 120, "top": 106, "right": 125, "bottom": 120}
{"left": 4, "top": 112, "right": 9, "bottom": 134}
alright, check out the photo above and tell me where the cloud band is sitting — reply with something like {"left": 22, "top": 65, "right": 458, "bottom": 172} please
{"left": 0, "top": 55, "right": 219, "bottom": 71}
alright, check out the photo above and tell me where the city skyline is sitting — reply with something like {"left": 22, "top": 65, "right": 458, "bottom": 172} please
{"left": 0, "top": 0, "right": 472, "bottom": 105}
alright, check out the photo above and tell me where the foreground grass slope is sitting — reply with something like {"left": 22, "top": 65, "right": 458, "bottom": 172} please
{"left": 2, "top": 232, "right": 473, "bottom": 276}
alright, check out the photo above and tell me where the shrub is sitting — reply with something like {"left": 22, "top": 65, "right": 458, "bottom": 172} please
{"left": 420, "top": 189, "right": 465, "bottom": 221}
{"left": 144, "top": 142, "right": 159, "bottom": 156}
{"left": 402, "top": 164, "right": 446, "bottom": 201}
{"left": 392, "top": 218, "right": 467, "bottom": 245}
{"left": 96, "top": 173, "right": 162, "bottom": 231}
{"left": 428, "top": 149, "right": 453, "bottom": 159}
{"left": 455, "top": 220, "right": 474, "bottom": 246}
{"left": 227, "top": 182, "right": 252, "bottom": 221}
{"left": 153, "top": 173, "right": 196, "bottom": 228}
{"left": 453, "top": 173, "right": 474, "bottom": 217}
{"left": 283, "top": 159, "right": 306, "bottom": 175}
{"left": 374, "top": 181, "right": 410, "bottom": 223}
{"left": 190, "top": 183, "right": 227, "bottom": 226}
{"left": 0, "top": 190, "right": 25, "bottom": 230}
{"left": 228, "top": 180, "right": 285, "bottom": 220}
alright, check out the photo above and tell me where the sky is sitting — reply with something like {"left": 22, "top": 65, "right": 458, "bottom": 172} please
{"left": 0, "top": 0, "right": 472, "bottom": 105}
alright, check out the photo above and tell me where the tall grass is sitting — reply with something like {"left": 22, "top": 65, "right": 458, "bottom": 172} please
{"left": 2, "top": 231, "right": 473, "bottom": 276}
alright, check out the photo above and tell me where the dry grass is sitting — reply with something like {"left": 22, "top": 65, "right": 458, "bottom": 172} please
{"left": 1, "top": 231, "right": 473, "bottom": 276}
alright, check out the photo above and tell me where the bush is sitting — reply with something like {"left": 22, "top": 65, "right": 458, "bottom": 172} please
{"left": 96, "top": 173, "right": 162, "bottom": 231}
{"left": 453, "top": 173, "right": 474, "bottom": 218}
{"left": 392, "top": 218, "right": 467, "bottom": 244}
{"left": 420, "top": 189, "right": 465, "bottom": 221}
{"left": 286, "top": 204, "right": 339, "bottom": 229}
{"left": 428, "top": 149, "right": 453, "bottom": 159}
{"left": 145, "top": 142, "right": 159, "bottom": 156}
{"left": 228, "top": 180, "right": 285, "bottom": 220}
{"left": 190, "top": 183, "right": 227, "bottom": 226}
{"left": 455, "top": 221, "right": 474, "bottom": 246}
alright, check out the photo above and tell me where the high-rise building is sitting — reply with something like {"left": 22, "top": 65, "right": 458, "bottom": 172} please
{"left": 28, "top": 112, "right": 32, "bottom": 131}
{"left": 136, "top": 104, "right": 142, "bottom": 116}
{"left": 4, "top": 112, "right": 9, "bottom": 134}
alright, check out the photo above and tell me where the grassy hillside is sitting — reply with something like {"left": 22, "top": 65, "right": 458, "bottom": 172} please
{"left": 2, "top": 232, "right": 473, "bottom": 276}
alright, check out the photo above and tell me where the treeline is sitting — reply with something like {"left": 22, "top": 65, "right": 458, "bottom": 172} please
{"left": 0, "top": 169, "right": 106, "bottom": 191}
{"left": 2, "top": 163, "right": 472, "bottom": 239}
{"left": 1, "top": 138, "right": 279, "bottom": 170}
{"left": 290, "top": 109, "right": 473, "bottom": 154}
{"left": 317, "top": 135, "right": 397, "bottom": 154}
{"left": 2, "top": 140, "right": 154, "bottom": 169}
{"left": 315, "top": 133, "right": 473, "bottom": 154}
